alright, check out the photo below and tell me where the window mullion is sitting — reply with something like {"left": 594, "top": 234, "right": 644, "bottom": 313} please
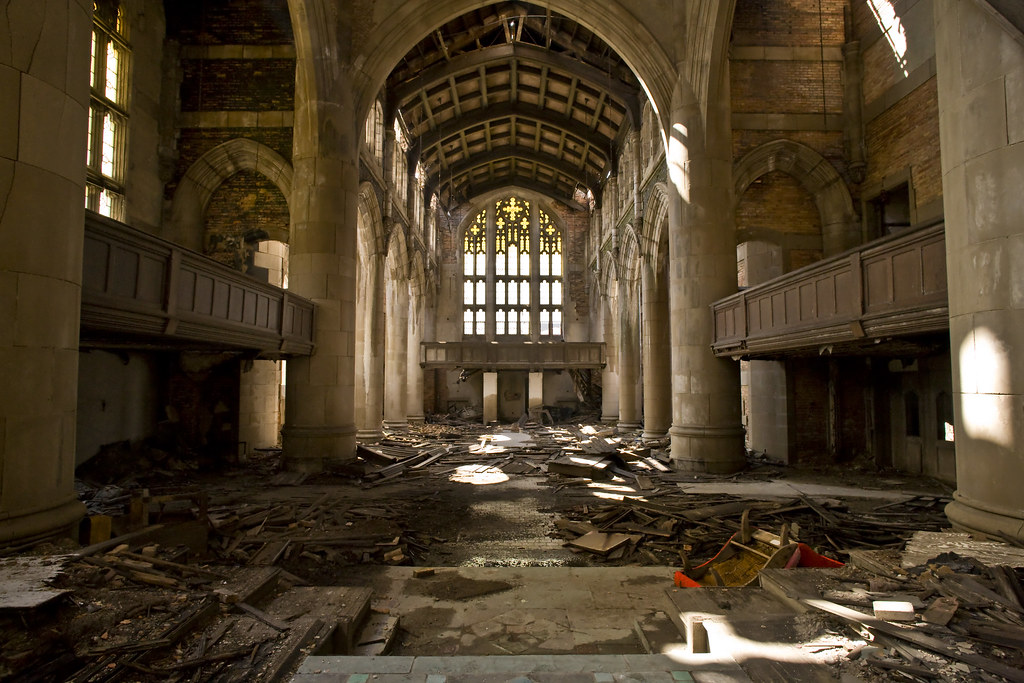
{"left": 529, "top": 201, "right": 540, "bottom": 342}
{"left": 485, "top": 205, "right": 496, "bottom": 341}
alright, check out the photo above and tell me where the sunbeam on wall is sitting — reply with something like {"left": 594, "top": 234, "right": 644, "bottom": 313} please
{"left": 867, "top": 0, "right": 909, "bottom": 77}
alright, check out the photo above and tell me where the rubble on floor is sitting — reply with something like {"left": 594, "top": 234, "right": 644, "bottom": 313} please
{"left": 1, "top": 419, "right": 1021, "bottom": 681}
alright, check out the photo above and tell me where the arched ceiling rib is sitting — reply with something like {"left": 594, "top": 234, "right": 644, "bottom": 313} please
{"left": 386, "top": 1, "right": 642, "bottom": 208}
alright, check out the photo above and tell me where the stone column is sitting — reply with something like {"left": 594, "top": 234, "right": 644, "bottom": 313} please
{"left": 383, "top": 272, "right": 409, "bottom": 429}
{"left": 641, "top": 261, "right": 672, "bottom": 439}
{"left": 355, "top": 253, "right": 384, "bottom": 440}
{"left": 482, "top": 371, "right": 498, "bottom": 424}
{"left": 617, "top": 277, "right": 642, "bottom": 430}
{"left": 665, "top": 91, "right": 745, "bottom": 473}
{"left": 741, "top": 242, "right": 789, "bottom": 461}
{"left": 406, "top": 281, "right": 425, "bottom": 424}
{"left": 0, "top": 0, "right": 90, "bottom": 544}
{"left": 281, "top": 58, "right": 359, "bottom": 470}
{"left": 935, "top": 0, "right": 1024, "bottom": 542}
{"left": 528, "top": 371, "right": 544, "bottom": 418}
{"left": 600, "top": 290, "right": 620, "bottom": 423}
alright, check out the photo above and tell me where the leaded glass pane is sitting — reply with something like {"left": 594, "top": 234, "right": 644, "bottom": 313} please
{"left": 552, "top": 281, "right": 562, "bottom": 305}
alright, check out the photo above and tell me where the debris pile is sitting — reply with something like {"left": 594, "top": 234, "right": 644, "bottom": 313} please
{"left": 760, "top": 530, "right": 1024, "bottom": 682}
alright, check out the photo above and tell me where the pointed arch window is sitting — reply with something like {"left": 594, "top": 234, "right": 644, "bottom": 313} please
{"left": 462, "top": 196, "right": 564, "bottom": 340}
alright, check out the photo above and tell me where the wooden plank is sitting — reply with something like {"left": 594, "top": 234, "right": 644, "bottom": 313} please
{"left": 921, "top": 597, "right": 958, "bottom": 626}
{"left": 902, "top": 531, "right": 1024, "bottom": 569}
{"left": 0, "top": 556, "right": 69, "bottom": 609}
{"left": 566, "top": 531, "right": 640, "bottom": 555}
{"left": 236, "top": 601, "right": 290, "bottom": 631}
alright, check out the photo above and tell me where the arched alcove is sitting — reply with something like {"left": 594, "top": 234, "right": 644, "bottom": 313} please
{"left": 169, "top": 138, "right": 293, "bottom": 252}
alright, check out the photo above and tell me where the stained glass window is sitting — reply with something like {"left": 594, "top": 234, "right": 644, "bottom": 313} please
{"left": 538, "top": 209, "right": 563, "bottom": 337}
{"left": 461, "top": 196, "right": 563, "bottom": 339}
{"left": 463, "top": 210, "right": 487, "bottom": 336}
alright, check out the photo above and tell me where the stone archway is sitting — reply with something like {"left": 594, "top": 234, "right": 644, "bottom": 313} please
{"left": 734, "top": 140, "right": 857, "bottom": 257}
{"left": 168, "top": 138, "right": 293, "bottom": 252}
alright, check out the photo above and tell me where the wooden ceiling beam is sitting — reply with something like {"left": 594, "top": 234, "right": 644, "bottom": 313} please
{"left": 418, "top": 103, "right": 613, "bottom": 165}
{"left": 391, "top": 42, "right": 640, "bottom": 109}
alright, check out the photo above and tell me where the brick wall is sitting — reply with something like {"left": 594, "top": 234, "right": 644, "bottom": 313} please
{"left": 166, "top": 0, "right": 293, "bottom": 45}
{"left": 836, "top": 358, "right": 870, "bottom": 462}
{"left": 203, "top": 170, "right": 290, "bottom": 269}
{"left": 180, "top": 59, "right": 295, "bottom": 111}
{"left": 786, "top": 359, "right": 830, "bottom": 465}
{"left": 551, "top": 203, "right": 590, "bottom": 319}
{"left": 732, "top": 0, "right": 845, "bottom": 46}
{"left": 730, "top": 0, "right": 848, "bottom": 265}
{"left": 864, "top": 80, "right": 942, "bottom": 216}
{"left": 166, "top": 0, "right": 295, "bottom": 266}
{"left": 731, "top": 61, "right": 844, "bottom": 115}
{"left": 737, "top": 170, "right": 821, "bottom": 236}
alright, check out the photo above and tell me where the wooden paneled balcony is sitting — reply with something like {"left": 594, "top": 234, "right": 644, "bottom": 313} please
{"left": 421, "top": 341, "right": 606, "bottom": 370}
{"left": 711, "top": 223, "right": 948, "bottom": 359}
{"left": 81, "top": 212, "right": 315, "bottom": 357}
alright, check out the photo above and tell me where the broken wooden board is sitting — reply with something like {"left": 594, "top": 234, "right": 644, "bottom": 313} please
{"left": 902, "top": 531, "right": 1024, "bottom": 569}
{"left": 566, "top": 531, "right": 641, "bottom": 556}
{"left": 0, "top": 555, "right": 69, "bottom": 609}
{"left": 548, "top": 454, "right": 614, "bottom": 480}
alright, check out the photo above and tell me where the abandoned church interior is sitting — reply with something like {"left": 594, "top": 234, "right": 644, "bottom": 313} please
{"left": 3, "top": 0, "right": 1024, "bottom": 680}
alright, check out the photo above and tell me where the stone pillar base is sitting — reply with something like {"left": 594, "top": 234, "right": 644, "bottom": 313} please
{"left": 946, "top": 493, "right": 1024, "bottom": 544}
{"left": 617, "top": 421, "right": 643, "bottom": 431}
{"left": 642, "top": 429, "right": 669, "bottom": 441}
{"left": 382, "top": 420, "right": 409, "bottom": 430}
{"left": 355, "top": 429, "right": 383, "bottom": 443}
{"left": 281, "top": 426, "right": 356, "bottom": 472}
{"left": 0, "top": 497, "right": 86, "bottom": 548}
{"left": 670, "top": 424, "right": 746, "bottom": 474}
{"left": 407, "top": 415, "right": 425, "bottom": 425}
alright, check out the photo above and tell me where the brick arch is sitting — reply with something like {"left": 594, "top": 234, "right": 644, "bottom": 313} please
{"left": 169, "top": 138, "right": 293, "bottom": 251}
{"left": 733, "top": 140, "right": 856, "bottom": 257}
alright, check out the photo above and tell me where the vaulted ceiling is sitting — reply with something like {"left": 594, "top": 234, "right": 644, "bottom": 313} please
{"left": 386, "top": 2, "right": 643, "bottom": 209}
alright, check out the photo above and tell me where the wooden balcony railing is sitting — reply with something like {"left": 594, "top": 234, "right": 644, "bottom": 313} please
{"left": 81, "top": 212, "right": 315, "bottom": 357}
{"left": 712, "top": 223, "right": 948, "bottom": 358}
{"left": 421, "top": 341, "right": 606, "bottom": 370}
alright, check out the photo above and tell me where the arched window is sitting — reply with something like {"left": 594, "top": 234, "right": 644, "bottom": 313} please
{"left": 462, "top": 195, "right": 564, "bottom": 340}
{"left": 86, "top": 0, "right": 129, "bottom": 220}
